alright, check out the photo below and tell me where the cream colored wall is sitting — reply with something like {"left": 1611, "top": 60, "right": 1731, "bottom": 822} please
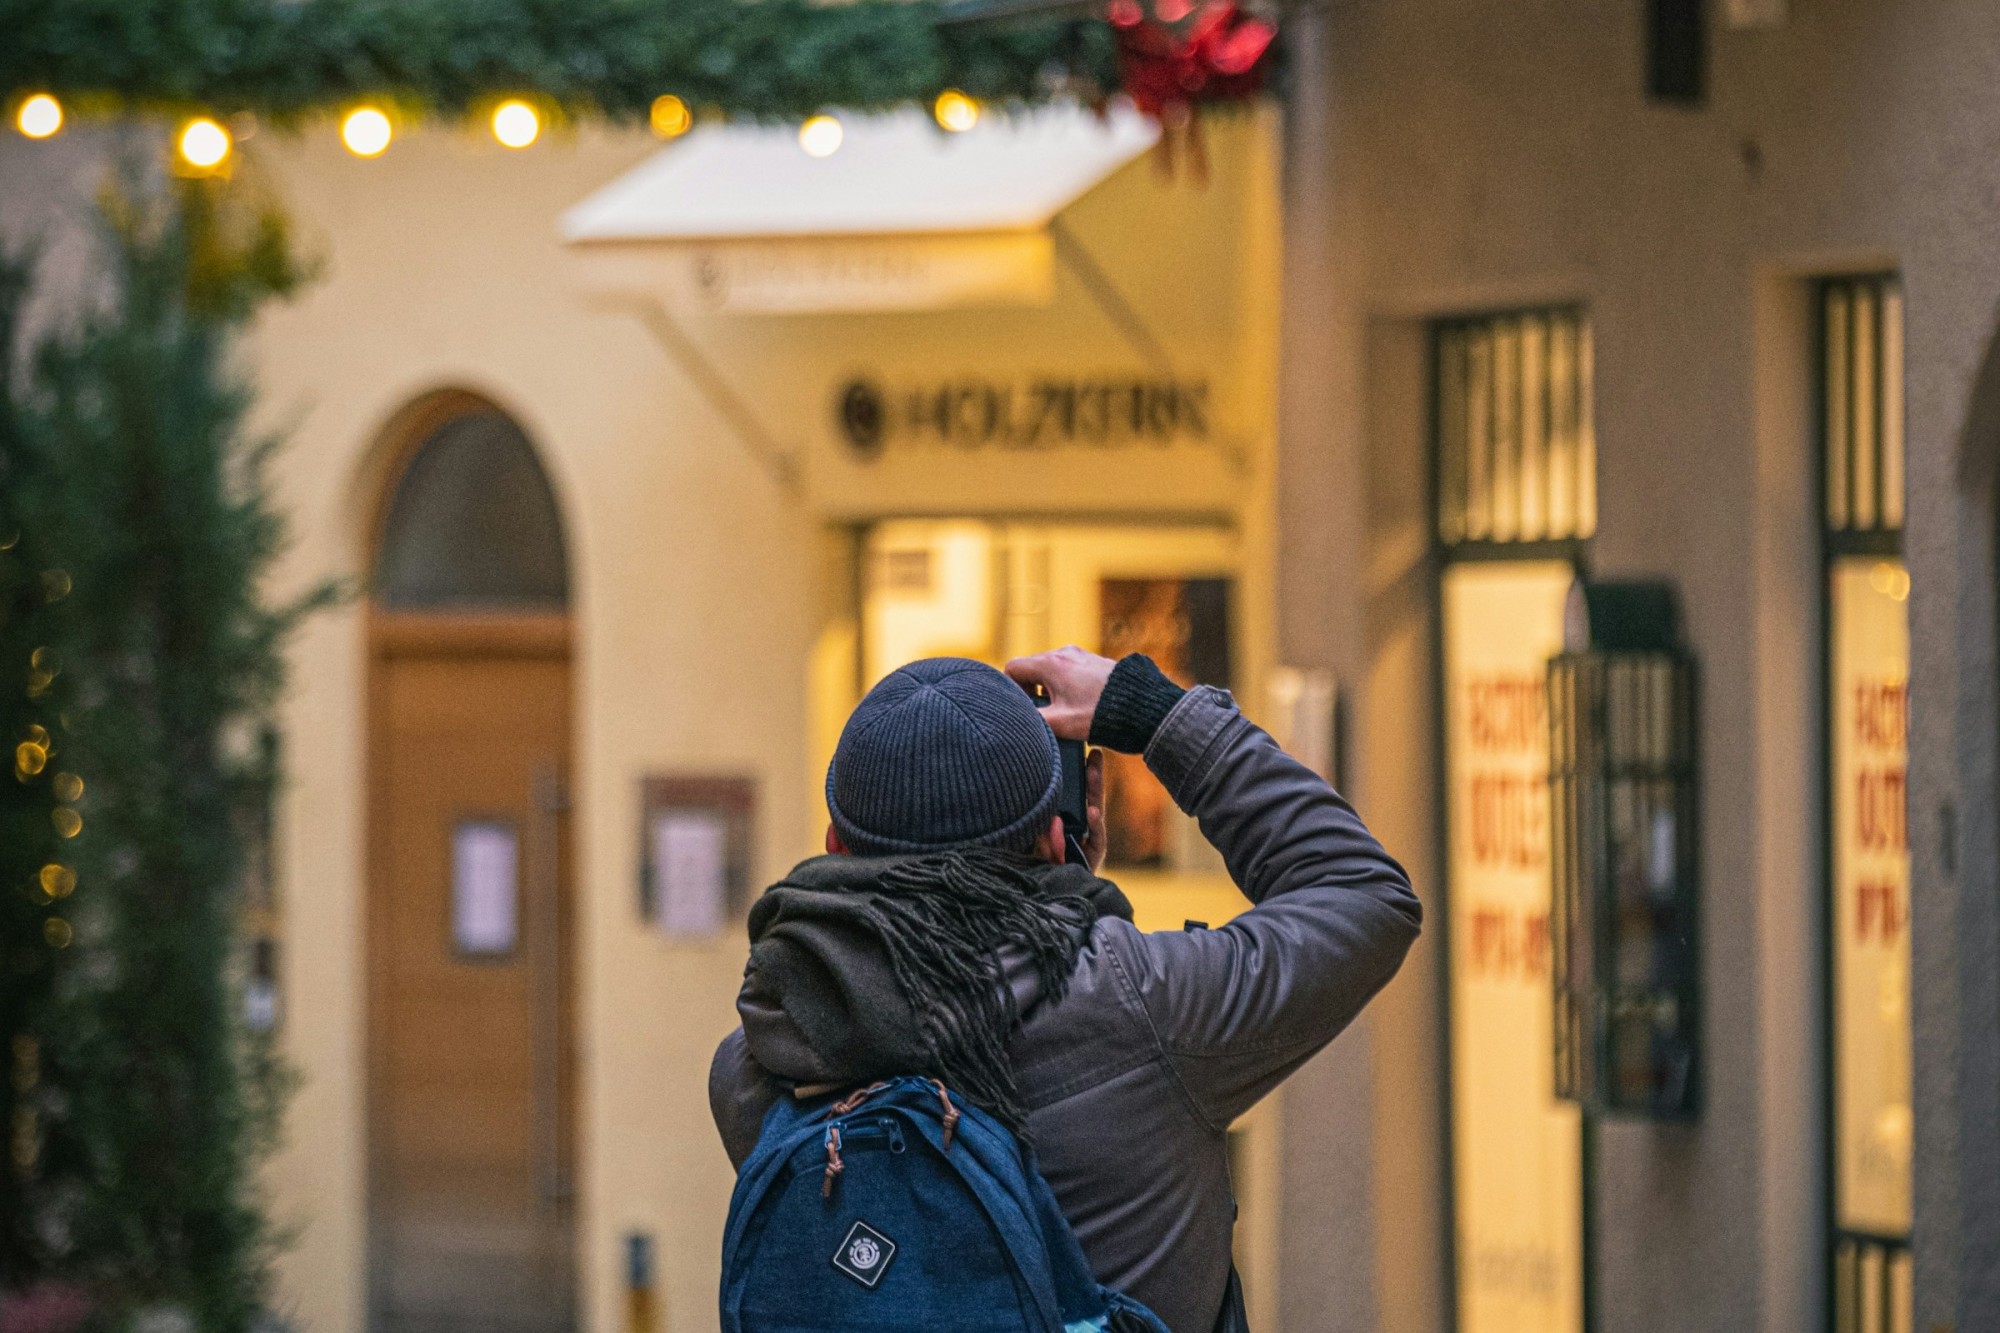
{"left": 241, "top": 108, "right": 1280, "bottom": 1333}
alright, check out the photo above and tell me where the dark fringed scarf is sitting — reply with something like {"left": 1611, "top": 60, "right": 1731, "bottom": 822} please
{"left": 742, "top": 848, "right": 1134, "bottom": 1133}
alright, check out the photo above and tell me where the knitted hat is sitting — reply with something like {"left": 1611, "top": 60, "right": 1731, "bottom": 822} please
{"left": 826, "top": 657, "right": 1061, "bottom": 856}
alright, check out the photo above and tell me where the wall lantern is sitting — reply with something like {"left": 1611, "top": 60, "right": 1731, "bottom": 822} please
{"left": 1548, "top": 579, "right": 1701, "bottom": 1117}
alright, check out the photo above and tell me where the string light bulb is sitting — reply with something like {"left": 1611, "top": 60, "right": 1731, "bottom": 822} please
{"left": 798, "top": 114, "right": 843, "bottom": 158}
{"left": 178, "top": 117, "right": 232, "bottom": 170}
{"left": 933, "top": 90, "right": 979, "bottom": 133}
{"left": 341, "top": 106, "right": 393, "bottom": 157}
{"left": 492, "top": 100, "right": 541, "bottom": 149}
{"left": 650, "top": 94, "right": 692, "bottom": 139}
{"left": 16, "top": 94, "right": 62, "bottom": 140}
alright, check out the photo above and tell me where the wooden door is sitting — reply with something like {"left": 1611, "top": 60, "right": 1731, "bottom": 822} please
{"left": 368, "top": 615, "right": 575, "bottom": 1333}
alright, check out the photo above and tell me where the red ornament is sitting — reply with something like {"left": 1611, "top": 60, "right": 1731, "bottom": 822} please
{"left": 1109, "top": 0, "right": 1276, "bottom": 178}
{"left": 1111, "top": 0, "right": 1276, "bottom": 119}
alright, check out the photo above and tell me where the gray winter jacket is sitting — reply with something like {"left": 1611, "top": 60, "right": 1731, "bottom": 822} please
{"left": 709, "top": 685, "right": 1422, "bottom": 1333}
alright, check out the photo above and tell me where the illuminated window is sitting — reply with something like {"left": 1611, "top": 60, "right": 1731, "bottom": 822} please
{"left": 1434, "top": 308, "right": 1595, "bottom": 549}
{"left": 1433, "top": 306, "right": 1595, "bottom": 1333}
{"left": 375, "top": 409, "right": 569, "bottom": 610}
{"left": 1820, "top": 275, "right": 1911, "bottom": 1333}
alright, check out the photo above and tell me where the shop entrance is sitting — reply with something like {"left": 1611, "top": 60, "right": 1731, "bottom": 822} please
{"left": 365, "top": 402, "right": 576, "bottom": 1333}
{"left": 849, "top": 518, "right": 1278, "bottom": 1319}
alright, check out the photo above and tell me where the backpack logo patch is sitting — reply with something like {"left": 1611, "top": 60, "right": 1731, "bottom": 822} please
{"left": 831, "top": 1220, "right": 897, "bottom": 1289}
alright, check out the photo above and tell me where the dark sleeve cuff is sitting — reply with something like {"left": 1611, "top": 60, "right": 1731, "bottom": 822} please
{"left": 1088, "top": 654, "right": 1188, "bottom": 754}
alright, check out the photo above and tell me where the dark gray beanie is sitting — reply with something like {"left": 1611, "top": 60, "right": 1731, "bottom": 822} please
{"left": 826, "top": 657, "right": 1061, "bottom": 856}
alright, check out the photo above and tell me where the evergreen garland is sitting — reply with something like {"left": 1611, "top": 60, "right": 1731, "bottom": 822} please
{"left": 0, "top": 178, "right": 332, "bottom": 1331}
{"left": 0, "top": 0, "right": 1121, "bottom": 123}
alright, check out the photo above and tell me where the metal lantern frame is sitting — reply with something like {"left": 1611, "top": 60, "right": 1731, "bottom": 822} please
{"left": 1549, "top": 581, "right": 1701, "bottom": 1119}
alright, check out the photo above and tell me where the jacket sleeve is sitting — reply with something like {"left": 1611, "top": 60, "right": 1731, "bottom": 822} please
{"left": 1106, "top": 685, "right": 1422, "bottom": 1129}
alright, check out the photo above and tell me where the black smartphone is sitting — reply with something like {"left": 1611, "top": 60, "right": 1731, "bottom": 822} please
{"left": 1023, "top": 683, "right": 1091, "bottom": 868}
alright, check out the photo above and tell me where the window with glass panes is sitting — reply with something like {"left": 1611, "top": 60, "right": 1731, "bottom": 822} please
{"left": 1819, "top": 275, "right": 1912, "bottom": 1333}
{"left": 1434, "top": 308, "right": 1593, "bottom": 1333}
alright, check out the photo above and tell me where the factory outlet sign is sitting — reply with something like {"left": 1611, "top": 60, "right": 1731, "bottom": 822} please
{"left": 835, "top": 375, "right": 1212, "bottom": 458}
{"left": 1442, "top": 560, "right": 1584, "bottom": 1333}
{"left": 1830, "top": 558, "right": 1913, "bottom": 1237}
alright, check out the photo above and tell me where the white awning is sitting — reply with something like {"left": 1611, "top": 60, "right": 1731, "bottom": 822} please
{"left": 560, "top": 104, "right": 1158, "bottom": 312}
{"left": 561, "top": 103, "right": 1158, "bottom": 243}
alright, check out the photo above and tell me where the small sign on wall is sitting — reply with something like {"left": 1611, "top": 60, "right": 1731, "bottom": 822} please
{"left": 640, "top": 776, "right": 756, "bottom": 939}
{"left": 452, "top": 819, "right": 520, "bottom": 956}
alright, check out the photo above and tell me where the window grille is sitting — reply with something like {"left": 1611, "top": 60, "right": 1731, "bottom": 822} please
{"left": 1822, "top": 277, "right": 1905, "bottom": 539}
{"left": 1434, "top": 308, "right": 1596, "bottom": 549}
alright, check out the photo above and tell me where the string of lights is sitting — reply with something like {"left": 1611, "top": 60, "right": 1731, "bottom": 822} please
{"left": 2, "top": 0, "right": 1118, "bottom": 165}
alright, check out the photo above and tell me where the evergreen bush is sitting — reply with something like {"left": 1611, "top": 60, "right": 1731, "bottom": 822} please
{"left": 0, "top": 174, "right": 332, "bottom": 1332}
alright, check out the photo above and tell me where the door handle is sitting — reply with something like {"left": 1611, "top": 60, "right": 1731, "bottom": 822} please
{"left": 530, "top": 763, "right": 572, "bottom": 1209}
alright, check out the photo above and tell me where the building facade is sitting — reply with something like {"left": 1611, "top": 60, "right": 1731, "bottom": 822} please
{"left": 1273, "top": 2, "right": 2000, "bottom": 1331}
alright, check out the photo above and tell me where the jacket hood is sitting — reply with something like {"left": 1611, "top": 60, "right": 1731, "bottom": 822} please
{"left": 736, "top": 852, "right": 1131, "bottom": 1089}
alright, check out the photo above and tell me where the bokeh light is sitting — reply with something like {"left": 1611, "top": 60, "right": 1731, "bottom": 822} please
{"left": 15, "top": 741, "right": 47, "bottom": 778}
{"left": 934, "top": 90, "right": 979, "bottom": 133}
{"left": 341, "top": 106, "right": 393, "bottom": 158}
{"left": 178, "top": 117, "right": 232, "bottom": 170}
{"left": 16, "top": 94, "right": 63, "bottom": 140}
{"left": 492, "top": 100, "right": 540, "bottom": 149}
{"left": 799, "top": 114, "right": 843, "bottom": 158}
{"left": 650, "top": 94, "right": 692, "bottom": 139}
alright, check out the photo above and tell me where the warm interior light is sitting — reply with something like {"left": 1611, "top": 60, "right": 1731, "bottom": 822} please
{"left": 933, "top": 90, "right": 979, "bottom": 133}
{"left": 798, "top": 114, "right": 843, "bottom": 158}
{"left": 650, "top": 94, "right": 692, "bottom": 139}
{"left": 341, "top": 106, "right": 393, "bottom": 157}
{"left": 16, "top": 94, "right": 63, "bottom": 140}
{"left": 178, "top": 117, "right": 232, "bottom": 169}
{"left": 492, "top": 100, "right": 541, "bottom": 149}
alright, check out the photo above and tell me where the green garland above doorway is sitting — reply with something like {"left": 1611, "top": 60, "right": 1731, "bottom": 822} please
{"left": 0, "top": 0, "right": 1120, "bottom": 124}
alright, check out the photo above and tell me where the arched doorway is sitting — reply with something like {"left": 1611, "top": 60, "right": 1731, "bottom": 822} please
{"left": 365, "top": 398, "right": 576, "bottom": 1333}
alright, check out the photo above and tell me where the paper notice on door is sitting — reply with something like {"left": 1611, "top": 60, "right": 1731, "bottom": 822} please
{"left": 651, "top": 811, "right": 729, "bottom": 937}
{"left": 452, "top": 821, "right": 520, "bottom": 955}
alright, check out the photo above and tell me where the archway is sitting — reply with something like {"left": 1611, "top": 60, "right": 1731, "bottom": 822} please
{"left": 364, "top": 397, "right": 577, "bottom": 1333}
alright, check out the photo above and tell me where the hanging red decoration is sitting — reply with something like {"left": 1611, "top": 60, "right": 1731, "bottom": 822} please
{"left": 1109, "top": 0, "right": 1276, "bottom": 176}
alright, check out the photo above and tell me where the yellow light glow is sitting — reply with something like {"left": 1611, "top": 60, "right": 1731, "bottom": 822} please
{"left": 650, "top": 94, "right": 692, "bottom": 139}
{"left": 15, "top": 741, "right": 46, "bottom": 778}
{"left": 53, "top": 772, "right": 83, "bottom": 803}
{"left": 38, "top": 864, "right": 75, "bottom": 899}
{"left": 934, "top": 90, "right": 979, "bottom": 133}
{"left": 16, "top": 94, "right": 63, "bottom": 140}
{"left": 43, "top": 918, "right": 71, "bottom": 949}
{"left": 492, "top": 100, "right": 541, "bottom": 149}
{"left": 341, "top": 106, "right": 393, "bottom": 157}
{"left": 178, "top": 117, "right": 232, "bottom": 169}
{"left": 52, "top": 808, "right": 81, "bottom": 839}
{"left": 799, "top": 114, "right": 843, "bottom": 158}
{"left": 1870, "top": 561, "right": 1912, "bottom": 602}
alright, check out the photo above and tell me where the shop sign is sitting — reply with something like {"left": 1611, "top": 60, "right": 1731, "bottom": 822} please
{"left": 835, "top": 375, "right": 1210, "bottom": 458}
{"left": 683, "top": 234, "right": 1052, "bottom": 313}
{"left": 1830, "top": 557, "right": 1912, "bottom": 1237}
{"left": 1443, "top": 560, "right": 1584, "bottom": 1333}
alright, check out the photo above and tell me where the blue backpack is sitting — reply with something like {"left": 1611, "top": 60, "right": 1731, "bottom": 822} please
{"left": 720, "top": 1076, "right": 1171, "bottom": 1333}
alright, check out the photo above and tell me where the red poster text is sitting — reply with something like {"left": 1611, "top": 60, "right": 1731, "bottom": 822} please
{"left": 1466, "top": 674, "right": 1547, "bottom": 754}
{"left": 1466, "top": 905, "right": 1552, "bottom": 980}
{"left": 1853, "top": 679, "right": 1907, "bottom": 751}
{"left": 1468, "top": 772, "right": 1550, "bottom": 870}
{"left": 1853, "top": 880, "right": 1905, "bottom": 946}
{"left": 1855, "top": 766, "right": 1907, "bottom": 852}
